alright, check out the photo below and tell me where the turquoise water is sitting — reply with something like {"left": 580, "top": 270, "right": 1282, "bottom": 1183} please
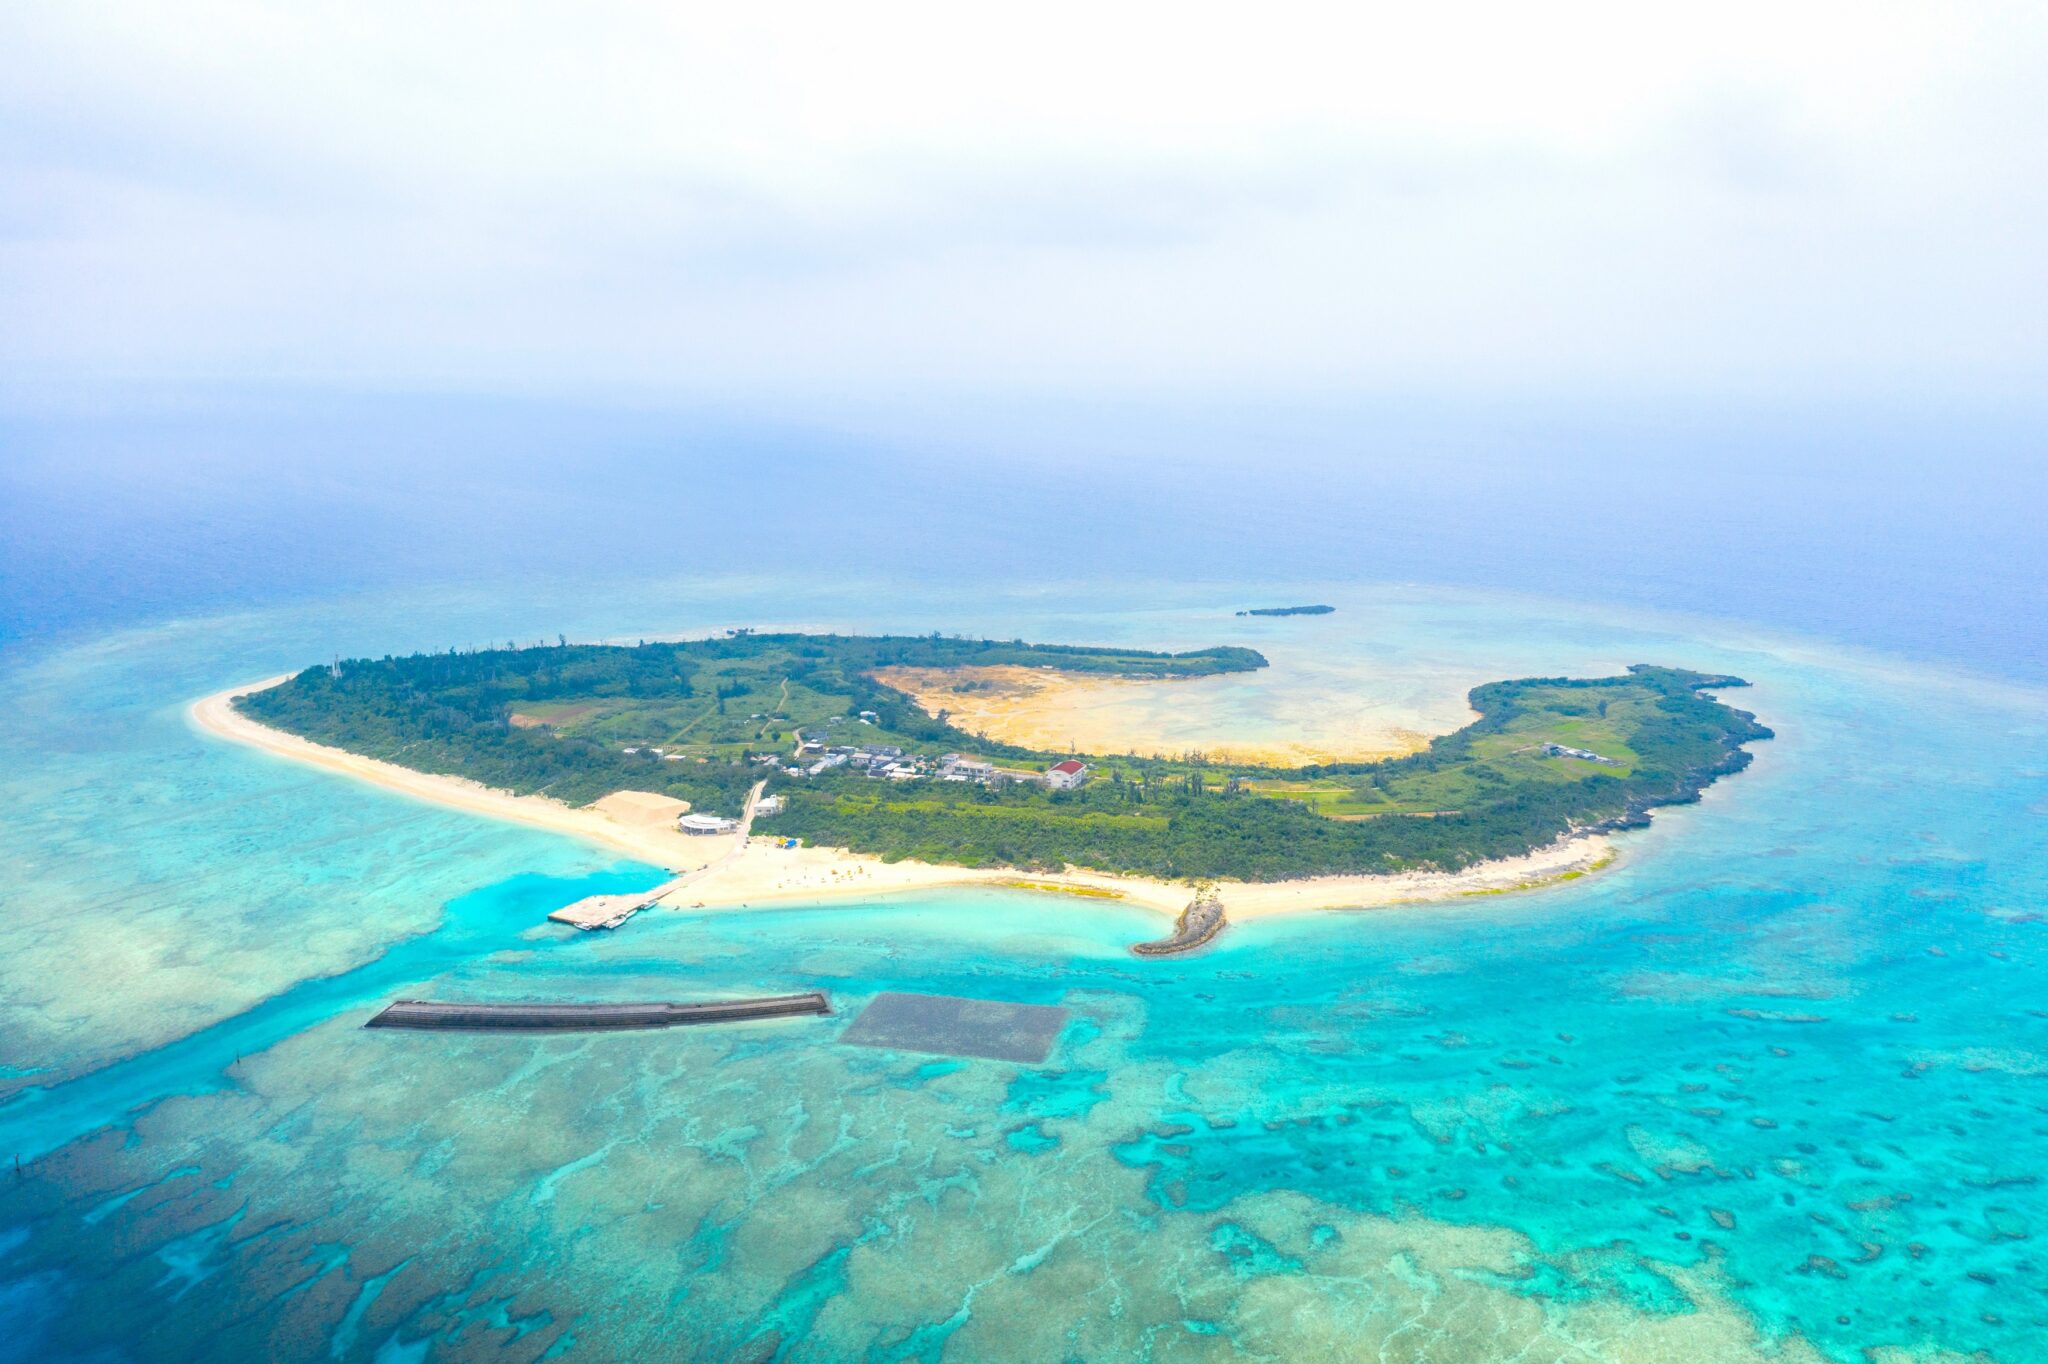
{"left": 0, "top": 580, "right": 2043, "bottom": 1361}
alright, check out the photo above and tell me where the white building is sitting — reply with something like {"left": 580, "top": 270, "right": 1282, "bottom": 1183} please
{"left": 678, "top": 812, "right": 739, "bottom": 835}
{"left": 755, "top": 794, "right": 785, "bottom": 816}
{"left": 1046, "top": 759, "right": 1089, "bottom": 790}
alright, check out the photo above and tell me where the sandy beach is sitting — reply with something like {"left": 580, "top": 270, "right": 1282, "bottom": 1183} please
{"left": 191, "top": 677, "right": 1616, "bottom": 925}
{"left": 189, "top": 679, "right": 726, "bottom": 871}
{"left": 658, "top": 834, "right": 1615, "bottom": 922}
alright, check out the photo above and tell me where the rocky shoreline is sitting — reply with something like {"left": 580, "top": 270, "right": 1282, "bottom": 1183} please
{"left": 1131, "top": 891, "right": 1227, "bottom": 956}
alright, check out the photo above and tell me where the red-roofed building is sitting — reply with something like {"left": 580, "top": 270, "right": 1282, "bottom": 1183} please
{"left": 1045, "top": 759, "right": 1089, "bottom": 790}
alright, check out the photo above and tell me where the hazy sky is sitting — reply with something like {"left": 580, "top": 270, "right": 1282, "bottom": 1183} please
{"left": 4, "top": 2, "right": 2044, "bottom": 408}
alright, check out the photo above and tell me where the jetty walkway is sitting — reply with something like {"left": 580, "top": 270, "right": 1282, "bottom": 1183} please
{"left": 548, "top": 780, "right": 769, "bottom": 930}
{"left": 365, "top": 992, "right": 830, "bottom": 1031}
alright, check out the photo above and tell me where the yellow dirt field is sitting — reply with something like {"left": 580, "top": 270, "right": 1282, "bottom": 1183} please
{"left": 869, "top": 664, "right": 1431, "bottom": 766}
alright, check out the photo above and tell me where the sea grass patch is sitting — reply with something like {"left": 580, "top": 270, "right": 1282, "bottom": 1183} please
{"left": 839, "top": 991, "right": 1069, "bottom": 1063}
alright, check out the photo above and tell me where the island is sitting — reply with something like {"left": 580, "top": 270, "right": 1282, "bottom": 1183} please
{"left": 210, "top": 632, "right": 1770, "bottom": 927}
{"left": 1236, "top": 604, "right": 1335, "bottom": 616}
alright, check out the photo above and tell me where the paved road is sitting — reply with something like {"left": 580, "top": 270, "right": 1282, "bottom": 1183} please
{"left": 651, "top": 780, "right": 767, "bottom": 904}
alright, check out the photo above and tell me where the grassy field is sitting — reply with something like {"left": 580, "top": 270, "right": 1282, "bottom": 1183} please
{"left": 1244, "top": 779, "right": 1398, "bottom": 817}
{"left": 1245, "top": 681, "right": 1653, "bottom": 818}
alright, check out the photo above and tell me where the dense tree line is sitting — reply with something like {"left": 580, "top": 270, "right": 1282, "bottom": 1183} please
{"left": 765, "top": 767, "right": 1637, "bottom": 879}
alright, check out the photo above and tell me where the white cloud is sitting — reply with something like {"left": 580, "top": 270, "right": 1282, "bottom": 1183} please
{"left": 1, "top": 0, "right": 2043, "bottom": 405}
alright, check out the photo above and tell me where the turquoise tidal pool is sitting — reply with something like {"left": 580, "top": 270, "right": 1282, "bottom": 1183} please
{"left": 0, "top": 579, "right": 2042, "bottom": 1362}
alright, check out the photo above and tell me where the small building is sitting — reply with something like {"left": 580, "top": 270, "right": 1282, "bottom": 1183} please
{"left": 1046, "top": 759, "right": 1089, "bottom": 790}
{"left": 678, "top": 812, "right": 739, "bottom": 835}
{"left": 755, "top": 794, "right": 785, "bottom": 816}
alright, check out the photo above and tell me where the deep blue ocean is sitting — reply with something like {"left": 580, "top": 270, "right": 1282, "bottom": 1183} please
{"left": 6, "top": 392, "right": 2044, "bottom": 682}
{"left": 0, "top": 394, "right": 2043, "bottom": 1361}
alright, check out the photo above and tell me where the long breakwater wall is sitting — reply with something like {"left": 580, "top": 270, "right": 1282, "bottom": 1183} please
{"left": 364, "top": 993, "right": 831, "bottom": 1032}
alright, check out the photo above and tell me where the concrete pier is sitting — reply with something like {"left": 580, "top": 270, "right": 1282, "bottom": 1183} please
{"left": 365, "top": 992, "right": 831, "bottom": 1031}
{"left": 547, "top": 891, "right": 662, "bottom": 930}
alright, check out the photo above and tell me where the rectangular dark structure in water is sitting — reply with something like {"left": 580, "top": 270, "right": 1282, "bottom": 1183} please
{"left": 838, "top": 991, "right": 1068, "bottom": 1063}
{"left": 365, "top": 993, "right": 830, "bottom": 1032}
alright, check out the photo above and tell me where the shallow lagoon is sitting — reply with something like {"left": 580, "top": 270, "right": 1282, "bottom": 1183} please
{"left": 0, "top": 579, "right": 2042, "bottom": 1361}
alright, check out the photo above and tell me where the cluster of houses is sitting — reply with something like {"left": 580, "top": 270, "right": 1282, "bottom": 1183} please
{"left": 797, "top": 742, "right": 905, "bottom": 777}
{"left": 785, "top": 739, "right": 1054, "bottom": 786}
{"left": 661, "top": 728, "right": 1096, "bottom": 837}
{"left": 777, "top": 733, "right": 1094, "bottom": 793}
{"left": 655, "top": 733, "right": 1079, "bottom": 790}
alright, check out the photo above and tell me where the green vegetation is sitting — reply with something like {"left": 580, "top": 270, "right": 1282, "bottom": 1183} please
{"left": 240, "top": 634, "right": 1769, "bottom": 882}
{"left": 236, "top": 633, "right": 1267, "bottom": 816}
